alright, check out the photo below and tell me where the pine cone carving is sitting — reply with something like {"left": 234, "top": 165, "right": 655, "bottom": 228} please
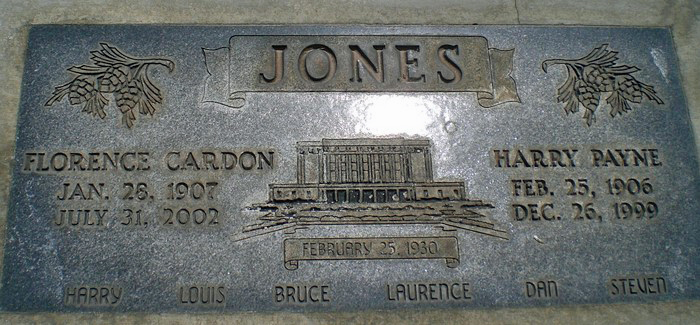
{"left": 542, "top": 44, "right": 663, "bottom": 126}
{"left": 46, "top": 43, "right": 174, "bottom": 128}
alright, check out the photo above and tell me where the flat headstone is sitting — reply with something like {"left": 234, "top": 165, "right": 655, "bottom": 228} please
{"left": 2, "top": 25, "right": 698, "bottom": 312}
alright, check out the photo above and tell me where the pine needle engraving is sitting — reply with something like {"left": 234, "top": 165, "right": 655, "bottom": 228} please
{"left": 542, "top": 44, "right": 663, "bottom": 126}
{"left": 46, "top": 43, "right": 174, "bottom": 128}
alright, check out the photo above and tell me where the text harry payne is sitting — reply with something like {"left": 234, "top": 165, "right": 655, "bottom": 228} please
{"left": 493, "top": 147, "right": 663, "bottom": 168}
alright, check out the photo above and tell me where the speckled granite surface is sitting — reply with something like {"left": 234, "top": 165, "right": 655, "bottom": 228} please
{"left": 0, "top": 1, "right": 698, "bottom": 323}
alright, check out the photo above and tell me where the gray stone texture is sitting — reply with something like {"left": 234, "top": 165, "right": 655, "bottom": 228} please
{"left": 0, "top": 0, "right": 698, "bottom": 323}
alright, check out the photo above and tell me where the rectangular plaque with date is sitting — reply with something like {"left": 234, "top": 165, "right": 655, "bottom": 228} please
{"left": 283, "top": 237, "right": 460, "bottom": 270}
{"left": 1, "top": 25, "right": 698, "bottom": 312}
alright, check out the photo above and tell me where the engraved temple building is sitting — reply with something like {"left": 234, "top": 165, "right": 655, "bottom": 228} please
{"left": 269, "top": 138, "right": 466, "bottom": 204}
{"left": 238, "top": 137, "right": 507, "bottom": 243}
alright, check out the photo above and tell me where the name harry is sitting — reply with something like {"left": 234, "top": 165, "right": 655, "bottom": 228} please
{"left": 493, "top": 147, "right": 662, "bottom": 168}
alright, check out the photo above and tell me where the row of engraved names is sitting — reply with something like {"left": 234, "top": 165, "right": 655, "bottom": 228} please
{"left": 64, "top": 275, "right": 668, "bottom": 307}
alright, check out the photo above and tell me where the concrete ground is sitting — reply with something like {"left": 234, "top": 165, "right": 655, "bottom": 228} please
{"left": 0, "top": 0, "right": 698, "bottom": 323}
